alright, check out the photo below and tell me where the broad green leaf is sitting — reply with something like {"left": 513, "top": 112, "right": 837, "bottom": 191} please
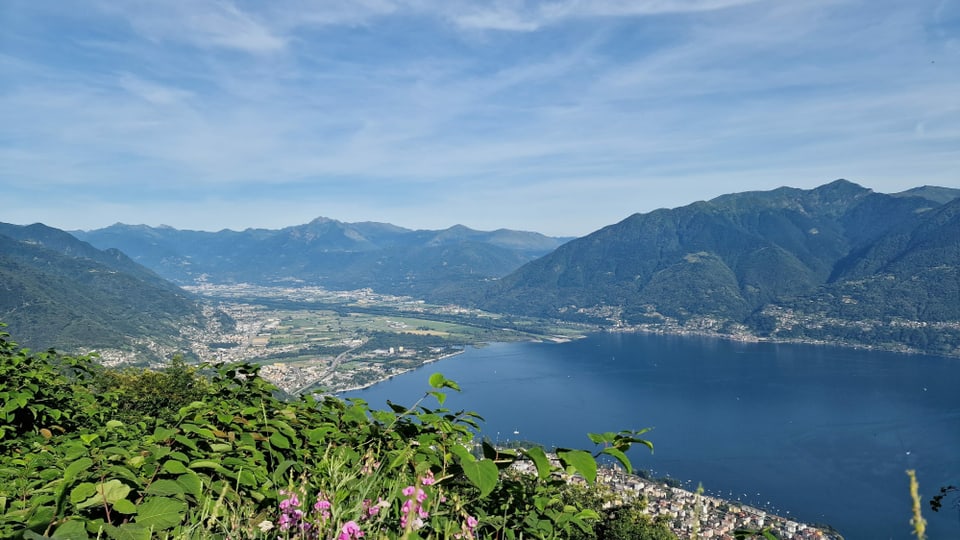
{"left": 236, "top": 469, "right": 257, "bottom": 487}
{"left": 461, "top": 458, "right": 498, "bottom": 497}
{"left": 271, "top": 460, "right": 299, "bottom": 483}
{"left": 173, "top": 435, "right": 197, "bottom": 451}
{"left": 267, "top": 419, "right": 296, "bottom": 437}
{"left": 522, "top": 447, "right": 552, "bottom": 481}
{"left": 617, "top": 430, "right": 655, "bottom": 453}
{"left": 26, "top": 506, "right": 55, "bottom": 531}
{"left": 105, "top": 420, "right": 124, "bottom": 429}
{"left": 179, "top": 424, "right": 214, "bottom": 439}
{"left": 51, "top": 519, "right": 90, "bottom": 539}
{"left": 175, "top": 472, "right": 203, "bottom": 499}
{"left": 111, "top": 499, "right": 137, "bottom": 515}
{"left": 152, "top": 427, "right": 176, "bottom": 441}
{"left": 105, "top": 465, "right": 139, "bottom": 484}
{"left": 600, "top": 447, "right": 632, "bottom": 474}
{"left": 70, "top": 483, "right": 97, "bottom": 504}
{"left": 450, "top": 444, "right": 475, "bottom": 464}
{"left": 101, "top": 523, "right": 150, "bottom": 540}
{"left": 428, "top": 373, "right": 446, "bottom": 389}
{"left": 76, "top": 480, "right": 131, "bottom": 509}
{"left": 64, "top": 458, "right": 93, "bottom": 484}
{"left": 343, "top": 404, "right": 367, "bottom": 424}
{"left": 428, "top": 373, "right": 460, "bottom": 391}
{"left": 162, "top": 460, "right": 188, "bottom": 474}
{"left": 557, "top": 449, "right": 597, "bottom": 484}
{"left": 188, "top": 460, "right": 227, "bottom": 474}
{"left": 386, "top": 400, "right": 408, "bottom": 414}
{"left": 146, "top": 479, "right": 185, "bottom": 498}
{"left": 269, "top": 432, "right": 290, "bottom": 449}
{"left": 588, "top": 432, "right": 616, "bottom": 445}
{"left": 135, "top": 497, "right": 187, "bottom": 529}
{"left": 305, "top": 427, "right": 331, "bottom": 444}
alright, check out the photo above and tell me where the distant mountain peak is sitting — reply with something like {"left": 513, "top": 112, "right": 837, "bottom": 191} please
{"left": 891, "top": 185, "right": 960, "bottom": 205}
{"left": 308, "top": 216, "right": 339, "bottom": 225}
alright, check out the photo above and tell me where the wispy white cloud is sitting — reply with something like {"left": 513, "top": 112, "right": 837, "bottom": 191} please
{"left": 446, "top": 0, "right": 764, "bottom": 31}
{"left": 95, "top": 0, "right": 286, "bottom": 53}
{"left": 1, "top": 0, "right": 957, "bottom": 236}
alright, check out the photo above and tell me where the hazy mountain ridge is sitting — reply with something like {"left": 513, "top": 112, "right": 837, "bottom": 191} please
{"left": 74, "top": 219, "right": 572, "bottom": 301}
{"left": 477, "top": 180, "right": 960, "bottom": 355}
{"left": 0, "top": 223, "right": 226, "bottom": 359}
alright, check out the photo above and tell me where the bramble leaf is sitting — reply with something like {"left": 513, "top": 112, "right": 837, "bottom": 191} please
{"left": 135, "top": 496, "right": 187, "bottom": 529}
{"left": 523, "top": 447, "right": 552, "bottom": 481}
{"left": 461, "top": 458, "right": 498, "bottom": 497}
{"left": 558, "top": 449, "right": 597, "bottom": 484}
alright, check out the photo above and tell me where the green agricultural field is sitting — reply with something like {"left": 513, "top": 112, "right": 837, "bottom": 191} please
{"left": 197, "top": 286, "right": 594, "bottom": 393}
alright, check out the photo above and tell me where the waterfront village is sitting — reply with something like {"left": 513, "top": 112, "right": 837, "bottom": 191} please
{"left": 510, "top": 459, "right": 842, "bottom": 540}
{"left": 591, "top": 466, "right": 839, "bottom": 540}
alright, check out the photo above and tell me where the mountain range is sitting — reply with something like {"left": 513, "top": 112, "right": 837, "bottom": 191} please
{"left": 3, "top": 179, "right": 958, "bottom": 357}
{"left": 73, "top": 219, "right": 570, "bottom": 302}
{"left": 477, "top": 180, "right": 960, "bottom": 355}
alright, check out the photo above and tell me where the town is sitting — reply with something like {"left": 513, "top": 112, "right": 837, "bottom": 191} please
{"left": 509, "top": 458, "right": 841, "bottom": 540}
{"left": 176, "top": 284, "right": 587, "bottom": 393}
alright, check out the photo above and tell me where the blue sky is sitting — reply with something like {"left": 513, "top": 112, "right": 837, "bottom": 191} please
{"left": 1, "top": 0, "right": 958, "bottom": 236}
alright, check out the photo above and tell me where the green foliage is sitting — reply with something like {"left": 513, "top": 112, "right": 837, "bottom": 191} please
{"left": 594, "top": 501, "right": 677, "bottom": 540}
{"left": 90, "top": 356, "right": 208, "bottom": 423}
{"left": 0, "top": 325, "right": 654, "bottom": 539}
{"left": 0, "top": 327, "right": 99, "bottom": 447}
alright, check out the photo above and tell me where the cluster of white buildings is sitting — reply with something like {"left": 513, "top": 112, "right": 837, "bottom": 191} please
{"left": 510, "top": 457, "right": 840, "bottom": 540}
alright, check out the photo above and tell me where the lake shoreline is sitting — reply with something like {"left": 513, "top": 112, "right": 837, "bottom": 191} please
{"left": 607, "top": 323, "right": 960, "bottom": 359}
{"left": 331, "top": 323, "right": 952, "bottom": 396}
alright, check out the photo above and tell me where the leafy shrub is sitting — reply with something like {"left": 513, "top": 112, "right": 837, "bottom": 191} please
{"left": 0, "top": 325, "right": 654, "bottom": 539}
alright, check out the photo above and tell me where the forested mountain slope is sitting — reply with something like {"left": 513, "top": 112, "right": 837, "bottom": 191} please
{"left": 477, "top": 180, "right": 960, "bottom": 355}
{"left": 0, "top": 223, "right": 227, "bottom": 360}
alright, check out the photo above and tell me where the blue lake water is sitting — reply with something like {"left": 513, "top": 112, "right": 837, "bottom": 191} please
{"left": 342, "top": 333, "right": 960, "bottom": 540}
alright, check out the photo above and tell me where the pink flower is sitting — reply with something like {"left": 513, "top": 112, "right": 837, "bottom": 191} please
{"left": 362, "top": 498, "right": 387, "bottom": 519}
{"left": 337, "top": 520, "right": 364, "bottom": 540}
{"left": 314, "top": 497, "right": 332, "bottom": 520}
{"left": 400, "top": 485, "right": 429, "bottom": 530}
{"left": 421, "top": 470, "right": 436, "bottom": 486}
{"left": 279, "top": 492, "right": 301, "bottom": 512}
{"left": 458, "top": 514, "right": 479, "bottom": 539}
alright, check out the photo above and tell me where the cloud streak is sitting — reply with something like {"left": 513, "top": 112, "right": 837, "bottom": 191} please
{"left": 1, "top": 0, "right": 957, "bottom": 236}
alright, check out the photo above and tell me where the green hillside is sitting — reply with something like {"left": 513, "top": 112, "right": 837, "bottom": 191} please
{"left": 0, "top": 223, "right": 228, "bottom": 359}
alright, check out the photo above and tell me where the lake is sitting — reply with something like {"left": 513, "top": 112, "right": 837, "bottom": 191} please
{"left": 342, "top": 332, "right": 960, "bottom": 540}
